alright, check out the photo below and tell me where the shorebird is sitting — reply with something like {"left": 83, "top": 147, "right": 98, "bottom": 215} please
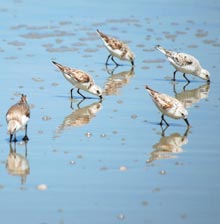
{"left": 155, "top": 45, "right": 210, "bottom": 82}
{"left": 52, "top": 61, "right": 103, "bottom": 99}
{"left": 97, "top": 29, "right": 135, "bottom": 67}
{"left": 6, "top": 94, "right": 30, "bottom": 142}
{"left": 145, "top": 85, "right": 190, "bottom": 127}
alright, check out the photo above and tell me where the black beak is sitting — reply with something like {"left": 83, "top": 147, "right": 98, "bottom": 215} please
{"left": 131, "top": 60, "right": 134, "bottom": 67}
{"left": 99, "top": 95, "right": 103, "bottom": 100}
{"left": 184, "top": 118, "right": 190, "bottom": 127}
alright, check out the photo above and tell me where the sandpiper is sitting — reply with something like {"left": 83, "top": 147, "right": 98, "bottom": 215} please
{"left": 6, "top": 94, "right": 30, "bottom": 142}
{"left": 97, "top": 29, "right": 135, "bottom": 67}
{"left": 52, "top": 61, "right": 103, "bottom": 99}
{"left": 145, "top": 85, "right": 190, "bottom": 127}
{"left": 155, "top": 45, "right": 210, "bottom": 82}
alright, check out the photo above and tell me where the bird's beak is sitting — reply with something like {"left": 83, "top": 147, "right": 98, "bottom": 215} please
{"left": 131, "top": 60, "right": 134, "bottom": 67}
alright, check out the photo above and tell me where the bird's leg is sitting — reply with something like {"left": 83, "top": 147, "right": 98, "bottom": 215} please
{"left": 111, "top": 56, "right": 120, "bottom": 66}
{"left": 10, "top": 134, "right": 13, "bottom": 143}
{"left": 70, "top": 88, "right": 74, "bottom": 99}
{"left": 105, "top": 54, "right": 111, "bottom": 65}
{"left": 77, "top": 89, "right": 86, "bottom": 99}
{"left": 23, "top": 124, "right": 29, "bottom": 141}
{"left": 183, "top": 73, "right": 190, "bottom": 83}
{"left": 160, "top": 114, "right": 169, "bottom": 126}
{"left": 172, "top": 70, "right": 177, "bottom": 81}
{"left": 13, "top": 133, "right": 17, "bottom": 142}
{"left": 184, "top": 118, "right": 190, "bottom": 127}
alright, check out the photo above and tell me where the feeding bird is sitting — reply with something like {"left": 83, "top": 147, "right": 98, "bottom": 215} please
{"left": 97, "top": 29, "right": 135, "bottom": 67}
{"left": 52, "top": 61, "right": 103, "bottom": 99}
{"left": 145, "top": 85, "right": 190, "bottom": 127}
{"left": 155, "top": 45, "right": 210, "bottom": 82}
{"left": 6, "top": 94, "right": 30, "bottom": 142}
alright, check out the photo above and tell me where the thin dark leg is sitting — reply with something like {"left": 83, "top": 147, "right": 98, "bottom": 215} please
{"left": 105, "top": 54, "right": 111, "bottom": 65}
{"left": 111, "top": 56, "right": 120, "bottom": 66}
{"left": 23, "top": 124, "right": 29, "bottom": 141}
{"left": 160, "top": 114, "right": 169, "bottom": 126}
{"left": 77, "top": 89, "right": 86, "bottom": 99}
{"left": 70, "top": 88, "right": 74, "bottom": 98}
{"left": 184, "top": 118, "right": 190, "bottom": 127}
{"left": 183, "top": 73, "right": 190, "bottom": 83}
{"left": 13, "top": 133, "right": 17, "bottom": 142}
{"left": 10, "top": 134, "right": 13, "bottom": 143}
{"left": 172, "top": 70, "right": 177, "bottom": 81}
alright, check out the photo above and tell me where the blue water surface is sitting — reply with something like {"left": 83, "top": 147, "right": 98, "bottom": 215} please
{"left": 0, "top": 0, "right": 220, "bottom": 224}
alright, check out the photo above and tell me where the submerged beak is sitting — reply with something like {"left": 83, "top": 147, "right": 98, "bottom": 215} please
{"left": 184, "top": 118, "right": 190, "bottom": 127}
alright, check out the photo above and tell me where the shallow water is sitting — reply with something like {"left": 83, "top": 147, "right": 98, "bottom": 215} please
{"left": 0, "top": 0, "right": 220, "bottom": 224}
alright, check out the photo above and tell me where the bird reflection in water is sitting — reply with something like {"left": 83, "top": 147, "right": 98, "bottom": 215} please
{"left": 104, "top": 66, "right": 134, "bottom": 95}
{"left": 55, "top": 100, "right": 102, "bottom": 134}
{"left": 6, "top": 142, "right": 30, "bottom": 185}
{"left": 147, "top": 127, "right": 190, "bottom": 163}
{"left": 173, "top": 83, "right": 210, "bottom": 108}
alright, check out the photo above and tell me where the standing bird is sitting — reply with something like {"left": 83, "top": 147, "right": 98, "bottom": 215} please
{"left": 52, "top": 61, "right": 103, "bottom": 99}
{"left": 97, "top": 29, "right": 135, "bottom": 67}
{"left": 155, "top": 45, "right": 210, "bottom": 82}
{"left": 6, "top": 94, "right": 30, "bottom": 142}
{"left": 145, "top": 85, "right": 190, "bottom": 127}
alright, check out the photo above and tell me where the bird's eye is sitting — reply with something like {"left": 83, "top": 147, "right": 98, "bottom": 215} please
{"left": 97, "top": 90, "right": 100, "bottom": 94}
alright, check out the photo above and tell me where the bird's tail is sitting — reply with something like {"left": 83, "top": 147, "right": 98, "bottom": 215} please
{"left": 155, "top": 45, "right": 169, "bottom": 55}
{"left": 7, "top": 120, "right": 18, "bottom": 134}
{"left": 145, "top": 85, "right": 158, "bottom": 94}
{"left": 52, "top": 61, "right": 65, "bottom": 72}
{"left": 96, "top": 29, "right": 108, "bottom": 40}
{"left": 145, "top": 85, "right": 160, "bottom": 98}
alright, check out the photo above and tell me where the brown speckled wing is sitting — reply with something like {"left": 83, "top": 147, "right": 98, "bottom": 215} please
{"left": 108, "top": 38, "right": 124, "bottom": 50}
{"left": 172, "top": 53, "right": 193, "bottom": 67}
{"left": 73, "top": 70, "right": 92, "bottom": 83}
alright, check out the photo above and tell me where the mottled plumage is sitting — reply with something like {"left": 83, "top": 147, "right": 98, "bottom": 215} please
{"left": 97, "top": 29, "right": 135, "bottom": 66}
{"left": 6, "top": 94, "right": 30, "bottom": 142}
{"left": 52, "top": 61, "right": 102, "bottom": 99}
{"left": 155, "top": 45, "right": 210, "bottom": 82}
{"left": 145, "top": 85, "right": 190, "bottom": 127}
